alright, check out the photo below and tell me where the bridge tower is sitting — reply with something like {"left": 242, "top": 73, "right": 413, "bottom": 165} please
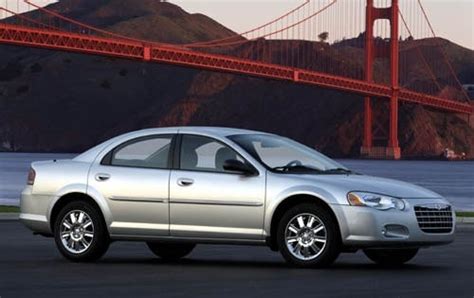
{"left": 361, "top": 0, "right": 401, "bottom": 159}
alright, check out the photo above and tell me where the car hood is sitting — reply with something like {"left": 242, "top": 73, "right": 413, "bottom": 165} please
{"left": 295, "top": 174, "right": 441, "bottom": 199}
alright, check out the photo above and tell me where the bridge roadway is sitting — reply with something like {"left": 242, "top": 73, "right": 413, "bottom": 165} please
{"left": 0, "top": 23, "right": 472, "bottom": 115}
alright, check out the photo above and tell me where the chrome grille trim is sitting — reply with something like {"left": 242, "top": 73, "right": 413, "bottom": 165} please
{"left": 414, "top": 204, "right": 453, "bottom": 234}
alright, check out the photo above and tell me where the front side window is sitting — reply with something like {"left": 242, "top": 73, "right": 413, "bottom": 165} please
{"left": 229, "top": 134, "right": 349, "bottom": 174}
{"left": 111, "top": 135, "right": 172, "bottom": 169}
{"left": 180, "top": 135, "right": 243, "bottom": 173}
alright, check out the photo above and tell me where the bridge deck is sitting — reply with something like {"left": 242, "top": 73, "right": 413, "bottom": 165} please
{"left": 0, "top": 24, "right": 471, "bottom": 115}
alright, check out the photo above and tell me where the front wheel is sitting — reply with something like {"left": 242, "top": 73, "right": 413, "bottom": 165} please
{"left": 146, "top": 242, "right": 196, "bottom": 260}
{"left": 277, "top": 203, "right": 340, "bottom": 268}
{"left": 364, "top": 248, "right": 419, "bottom": 266}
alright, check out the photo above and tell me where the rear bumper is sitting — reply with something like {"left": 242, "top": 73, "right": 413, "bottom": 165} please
{"left": 19, "top": 186, "right": 52, "bottom": 235}
{"left": 332, "top": 198, "right": 455, "bottom": 248}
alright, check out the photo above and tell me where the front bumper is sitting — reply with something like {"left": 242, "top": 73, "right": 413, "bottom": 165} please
{"left": 332, "top": 198, "right": 455, "bottom": 248}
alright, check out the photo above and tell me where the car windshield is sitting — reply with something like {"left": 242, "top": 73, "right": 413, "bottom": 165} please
{"left": 229, "top": 134, "right": 351, "bottom": 174}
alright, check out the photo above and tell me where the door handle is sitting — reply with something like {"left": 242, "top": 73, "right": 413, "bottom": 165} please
{"left": 177, "top": 178, "right": 194, "bottom": 187}
{"left": 95, "top": 173, "right": 111, "bottom": 182}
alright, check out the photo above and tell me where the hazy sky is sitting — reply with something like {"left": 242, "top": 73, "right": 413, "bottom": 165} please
{"left": 172, "top": 0, "right": 473, "bottom": 49}
{"left": 2, "top": 0, "right": 473, "bottom": 49}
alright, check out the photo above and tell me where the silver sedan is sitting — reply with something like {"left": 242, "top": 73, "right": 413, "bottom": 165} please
{"left": 20, "top": 127, "right": 455, "bottom": 267}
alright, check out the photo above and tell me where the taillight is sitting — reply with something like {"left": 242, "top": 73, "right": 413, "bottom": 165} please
{"left": 27, "top": 168, "right": 36, "bottom": 185}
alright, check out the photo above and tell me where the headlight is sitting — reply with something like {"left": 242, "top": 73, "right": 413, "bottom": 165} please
{"left": 347, "top": 192, "right": 405, "bottom": 211}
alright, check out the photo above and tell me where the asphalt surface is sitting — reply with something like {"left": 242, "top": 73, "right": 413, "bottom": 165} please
{"left": 0, "top": 222, "right": 473, "bottom": 298}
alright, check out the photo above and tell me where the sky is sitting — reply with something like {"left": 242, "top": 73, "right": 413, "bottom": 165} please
{"left": 172, "top": 0, "right": 473, "bottom": 49}
{"left": 2, "top": 0, "right": 473, "bottom": 49}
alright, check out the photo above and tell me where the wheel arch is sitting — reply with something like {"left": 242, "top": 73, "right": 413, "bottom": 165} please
{"left": 267, "top": 194, "right": 342, "bottom": 251}
{"left": 49, "top": 192, "right": 109, "bottom": 233}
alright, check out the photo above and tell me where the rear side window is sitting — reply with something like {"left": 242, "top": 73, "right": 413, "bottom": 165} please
{"left": 109, "top": 135, "right": 172, "bottom": 169}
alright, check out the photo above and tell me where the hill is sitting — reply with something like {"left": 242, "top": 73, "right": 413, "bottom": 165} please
{"left": 0, "top": 0, "right": 473, "bottom": 158}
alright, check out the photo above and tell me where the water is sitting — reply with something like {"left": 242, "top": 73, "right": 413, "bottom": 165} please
{"left": 340, "top": 160, "right": 473, "bottom": 211}
{"left": 0, "top": 153, "right": 472, "bottom": 210}
{"left": 0, "top": 153, "right": 75, "bottom": 206}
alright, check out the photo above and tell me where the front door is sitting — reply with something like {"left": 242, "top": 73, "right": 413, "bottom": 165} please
{"left": 88, "top": 134, "right": 174, "bottom": 237}
{"left": 169, "top": 134, "right": 265, "bottom": 240}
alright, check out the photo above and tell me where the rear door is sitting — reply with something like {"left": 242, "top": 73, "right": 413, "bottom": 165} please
{"left": 88, "top": 134, "right": 174, "bottom": 236}
{"left": 169, "top": 134, "right": 266, "bottom": 240}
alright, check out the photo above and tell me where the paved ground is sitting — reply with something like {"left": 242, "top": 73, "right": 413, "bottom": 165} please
{"left": 0, "top": 222, "right": 473, "bottom": 298}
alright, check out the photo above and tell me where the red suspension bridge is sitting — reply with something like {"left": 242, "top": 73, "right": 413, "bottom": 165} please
{"left": 0, "top": 0, "right": 472, "bottom": 159}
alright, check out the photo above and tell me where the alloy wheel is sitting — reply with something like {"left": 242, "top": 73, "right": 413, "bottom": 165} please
{"left": 285, "top": 213, "right": 327, "bottom": 261}
{"left": 59, "top": 210, "right": 95, "bottom": 254}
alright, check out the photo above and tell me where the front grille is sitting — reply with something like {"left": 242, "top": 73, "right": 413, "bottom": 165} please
{"left": 414, "top": 204, "right": 453, "bottom": 233}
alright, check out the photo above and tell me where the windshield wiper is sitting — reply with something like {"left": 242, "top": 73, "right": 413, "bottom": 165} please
{"left": 272, "top": 165, "right": 324, "bottom": 173}
{"left": 323, "top": 168, "right": 354, "bottom": 174}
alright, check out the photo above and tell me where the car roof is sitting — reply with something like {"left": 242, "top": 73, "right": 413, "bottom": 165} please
{"left": 74, "top": 126, "right": 269, "bottom": 162}
{"left": 133, "top": 126, "right": 267, "bottom": 137}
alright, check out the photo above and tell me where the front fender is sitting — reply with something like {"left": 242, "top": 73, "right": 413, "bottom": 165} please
{"left": 264, "top": 185, "right": 339, "bottom": 236}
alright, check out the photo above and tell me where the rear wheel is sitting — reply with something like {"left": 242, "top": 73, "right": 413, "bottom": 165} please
{"left": 364, "top": 248, "right": 419, "bottom": 266}
{"left": 54, "top": 201, "right": 109, "bottom": 262}
{"left": 277, "top": 203, "right": 340, "bottom": 268}
{"left": 146, "top": 242, "right": 196, "bottom": 260}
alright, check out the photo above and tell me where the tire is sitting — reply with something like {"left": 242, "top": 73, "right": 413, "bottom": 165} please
{"left": 364, "top": 248, "right": 418, "bottom": 266}
{"left": 54, "top": 201, "right": 109, "bottom": 262}
{"left": 276, "top": 203, "right": 340, "bottom": 268}
{"left": 146, "top": 242, "right": 196, "bottom": 260}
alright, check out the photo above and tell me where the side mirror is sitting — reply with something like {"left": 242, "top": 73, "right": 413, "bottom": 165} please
{"left": 223, "top": 159, "right": 257, "bottom": 176}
